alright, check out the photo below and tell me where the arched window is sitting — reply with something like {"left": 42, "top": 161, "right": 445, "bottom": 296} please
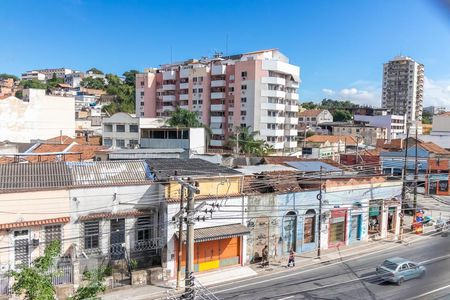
{"left": 304, "top": 209, "right": 316, "bottom": 243}
{"left": 283, "top": 211, "right": 297, "bottom": 252}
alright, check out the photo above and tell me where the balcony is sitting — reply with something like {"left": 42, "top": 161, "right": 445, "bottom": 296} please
{"left": 179, "top": 105, "right": 189, "bottom": 110}
{"left": 180, "top": 68, "right": 190, "bottom": 78}
{"left": 285, "top": 117, "right": 298, "bottom": 125}
{"left": 260, "top": 129, "right": 284, "bottom": 136}
{"left": 268, "top": 141, "right": 285, "bottom": 150}
{"left": 285, "top": 104, "right": 299, "bottom": 112}
{"left": 261, "top": 116, "right": 285, "bottom": 124}
{"left": 211, "top": 92, "right": 226, "bottom": 99}
{"left": 162, "top": 106, "right": 176, "bottom": 112}
{"left": 210, "top": 139, "right": 225, "bottom": 147}
{"left": 261, "top": 77, "right": 285, "bottom": 85}
{"left": 211, "top": 65, "right": 226, "bottom": 75}
{"left": 162, "top": 95, "right": 175, "bottom": 101}
{"left": 261, "top": 102, "right": 285, "bottom": 111}
{"left": 162, "top": 70, "right": 176, "bottom": 80}
{"left": 210, "top": 116, "right": 225, "bottom": 123}
{"left": 211, "top": 128, "right": 225, "bottom": 135}
{"left": 211, "top": 104, "right": 226, "bottom": 111}
{"left": 179, "top": 83, "right": 189, "bottom": 89}
{"left": 211, "top": 80, "right": 226, "bottom": 87}
{"left": 285, "top": 129, "right": 297, "bottom": 136}
{"left": 286, "top": 81, "right": 300, "bottom": 88}
{"left": 163, "top": 84, "right": 176, "bottom": 90}
{"left": 285, "top": 92, "right": 299, "bottom": 100}
{"left": 285, "top": 141, "right": 298, "bottom": 149}
{"left": 179, "top": 94, "right": 189, "bottom": 101}
{"left": 261, "top": 90, "right": 285, "bottom": 98}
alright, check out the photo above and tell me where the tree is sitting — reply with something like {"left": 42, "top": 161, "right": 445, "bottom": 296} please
{"left": 86, "top": 67, "right": 104, "bottom": 75}
{"left": 166, "top": 108, "right": 203, "bottom": 127}
{"left": 69, "top": 268, "right": 107, "bottom": 300}
{"left": 80, "top": 77, "right": 106, "bottom": 90}
{"left": 123, "top": 70, "right": 139, "bottom": 86}
{"left": 0, "top": 73, "right": 19, "bottom": 81}
{"left": 46, "top": 74, "right": 64, "bottom": 89}
{"left": 228, "top": 126, "right": 272, "bottom": 156}
{"left": 422, "top": 111, "right": 433, "bottom": 125}
{"left": 8, "top": 241, "right": 61, "bottom": 300}
{"left": 301, "top": 101, "right": 319, "bottom": 110}
{"left": 22, "top": 79, "right": 47, "bottom": 89}
{"left": 333, "top": 109, "right": 353, "bottom": 122}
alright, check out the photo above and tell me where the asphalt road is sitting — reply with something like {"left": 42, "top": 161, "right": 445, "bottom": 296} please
{"left": 211, "top": 232, "right": 450, "bottom": 300}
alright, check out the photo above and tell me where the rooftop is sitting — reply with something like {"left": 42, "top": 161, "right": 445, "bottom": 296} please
{"left": 285, "top": 161, "right": 342, "bottom": 173}
{"left": 234, "top": 164, "right": 298, "bottom": 175}
{"left": 146, "top": 158, "right": 242, "bottom": 180}
{"left": 298, "top": 109, "right": 327, "bottom": 117}
{"left": 304, "top": 135, "right": 358, "bottom": 146}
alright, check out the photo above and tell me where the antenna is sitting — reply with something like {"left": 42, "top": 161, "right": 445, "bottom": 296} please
{"left": 170, "top": 46, "right": 173, "bottom": 64}
{"left": 226, "top": 33, "right": 229, "bottom": 56}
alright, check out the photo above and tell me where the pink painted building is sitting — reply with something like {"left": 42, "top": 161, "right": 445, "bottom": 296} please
{"left": 136, "top": 49, "right": 300, "bottom": 153}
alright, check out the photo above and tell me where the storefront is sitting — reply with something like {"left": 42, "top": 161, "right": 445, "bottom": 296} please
{"left": 387, "top": 207, "right": 397, "bottom": 235}
{"left": 368, "top": 201, "right": 382, "bottom": 236}
{"left": 328, "top": 209, "right": 347, "bottom": 247}
{"left": 427, "top": 174, "right": 449, "bottom": 196}
{"left": 176, "top": 224, "right": 250, "bottom": 273}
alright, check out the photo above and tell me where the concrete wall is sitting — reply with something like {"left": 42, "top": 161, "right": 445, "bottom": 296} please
{"left": 0, "top": 89, "right": 75, "bottom": 143}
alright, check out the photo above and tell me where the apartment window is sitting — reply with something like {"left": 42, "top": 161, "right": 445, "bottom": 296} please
{"left": 83, "top": 221, "right": 100, "bottom": 251}
{"left": 311, "top": 117, "right": 316, "bottom": 121}
{"left": 241, "top": 85, "right": 247, "bottom": 90}
{"left": 193, "top": 77, "right": 197, "bottom": 82}
{"left": 299, "top": 117, "right": 304, "bottom": 121}
{"left": 104, "top": 124, "right": 112, "bottom": 132}
{"left": 129, "top": 125, "right": 138, "bottom": 133}
{"left": 241, "top": 71, "right": 247, "bottom": 78}
{"left": 241, "top": 111, "right": 246, "bottom": 116}
{"left": 193, "top": 100, "right": 198, "bottom": 105}
{"left": 193, "top": 89, "right": 197, "bottom": 93}
{"left": 198, "top": 88, "right": 203, "bottom": 93}
{"left": 103, "top": 138, "right": 112, "bottom": 147}
{"left": 140, "top": 102, "right": 144, "bottom": 106}
{"left": 228, "top": 111, "right": 234, "bottom": 116}
{"left": 229, "top": 75, "right": 235, "bottom": 81}
{"left": 241, "top": 97, "right": 247, "bottom": 103}
{"left": 198, "top": 100, "right": 203, "bottom": 104}
{"left": 241, "top": 123, "right": 247, "bottom": 128}
{"left": 116, "top": 139, "right": 125, "bottom": 148}
{"left": 45, "top": 225, "right": 62, "bottom": 247}
{"left": 136, "top": 216, "right": 154, "bottom": 241}
{"left": 230, "top": 87, "right": 234, "bottom": 92}
{"left": 116, "top": 125, "right": 125, "bottom": 132}
{"left": 140, "top": 91, "right": 144, "bottom": 96}
{"left": 198, "top": 76, "right": 203, "bottom": 82}
{"left": 140, "top": 112, "right": 144, "bottom": 117}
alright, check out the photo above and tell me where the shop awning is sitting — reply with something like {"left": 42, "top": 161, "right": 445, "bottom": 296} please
{"left": 175, "top": 224, "right": 250, "bottom": 242}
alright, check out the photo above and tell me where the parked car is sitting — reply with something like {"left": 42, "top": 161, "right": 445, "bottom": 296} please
{"left": 376, "top": 257, "right": 426, "bottom": 285}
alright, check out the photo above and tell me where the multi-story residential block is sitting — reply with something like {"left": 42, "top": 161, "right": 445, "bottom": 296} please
{"left": 23, "top": 68, "right": 74, "bottom": 80}
{"left": 354, "top": 113, "right": 406, "bottom": 140}
{"left": 136, "top": 49, "right": 300, "bottom": 153}
{"left": 298, "top": 109, "right": 333, "bottom": 131}
{"left": 381, "top": 56, "right": 424, "bottom": 133}
{"left": 21, "top": 71, "right": 46, "bottom": 81}
{"left": 0, "top": 89, "right": 75, "bottom": 143}
{"left": 424, "top": 106, "right": 447, "bottom": 115}
{"left": 332, "top": 123, "right": 387, "bottom": 146}
{"left": 431, "top": 112, "right": 450, "bottom": 136}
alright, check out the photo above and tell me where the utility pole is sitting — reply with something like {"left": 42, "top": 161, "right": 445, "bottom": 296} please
{"left": 400, "top": 124, "right": 410, "bottom": 241}
{"left": 317, "top": 166, "right": 323, "bottom": 259}
{"left": 413, "top": 121, "right": 419, "bottom": 220}
{"left": 355, "top": 136, "right": 360, "bottom": 165}
{"left": 176, "top": 185, "right": 185, "bottom": 290}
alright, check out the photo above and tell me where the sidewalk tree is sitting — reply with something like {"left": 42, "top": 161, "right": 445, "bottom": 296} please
{"left": 69, "top": 268, "right": 107, "bottom": 300}
{"left": 8, "top": 240, "right": 61, "bottom": 300}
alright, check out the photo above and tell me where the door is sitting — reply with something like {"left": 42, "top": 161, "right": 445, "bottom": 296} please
{"left": 110, "top": 219, "right": 125, "bottom": 260}
{"left": 349, "top": 215, "right": 359, "bottom": 242}
{"left": 399, "top": 263, "right": 413, "bottom": 280}
{"left": 284, "top": 212, "right": 297, "bottom": 252}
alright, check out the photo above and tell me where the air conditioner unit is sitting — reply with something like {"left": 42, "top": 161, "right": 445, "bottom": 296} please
{"left": 242, "top": 77, "right": 247, "bottom": 80}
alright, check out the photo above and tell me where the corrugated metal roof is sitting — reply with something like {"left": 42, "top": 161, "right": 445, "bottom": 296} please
{"left": 235, "top": 164, "right": 298, "bottom": 175}
{"left": 285, "top": 161, "right": 342, "bottom": 172}
{"left": 147, "top": 158, "right": 242, "bottom": 180}
{"left": 67, "top": 160, "right": 153, "bottom": 187}
{"left": 0, "top": 162, "right": 72, "bottom": 191}
{"left": 175, "top": 224, "right": 250, "bottom": 242}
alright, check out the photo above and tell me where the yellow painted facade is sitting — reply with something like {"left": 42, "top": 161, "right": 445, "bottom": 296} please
{"left": 165, "top": 176, "right": 243, "bottom": 199}
{"left": 199, "top": 260, "right": 220, "bottom": 271}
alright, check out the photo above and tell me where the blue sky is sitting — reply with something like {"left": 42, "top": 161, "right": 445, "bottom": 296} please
{"left": 1, "top": 0, "right": 450, "bottom": 106}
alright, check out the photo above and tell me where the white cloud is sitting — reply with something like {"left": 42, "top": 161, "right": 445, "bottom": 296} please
{"left": 336, "top": 87, "right": 380, "bottom": 106}
{"left": 423, "top": 77, "right": 450, "bottom": 108}
{"left": 322, "top": 88, "right": 335, "bottom": 95}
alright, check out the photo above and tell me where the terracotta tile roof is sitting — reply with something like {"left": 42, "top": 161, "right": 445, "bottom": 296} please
{"left": 420, "top": 142, "right": 450, "bottom": 155}
{"left": 305, "top": 135, "right": 357, "bottom": 145}
{"left": 24, "top": 143, "right": 105, "bottom": 163}
{"left": 263, "top": 156, "right": 343, "bottom": 168}
{"left": 63, "top": 144, "right": 104, "bottom": 161}
{"left": 298, "top": 109, "right": 324, "bottom": 117}
{"left": 0, "top": 217, "right": 70, "bottom": 230}
{"left": 166, "top": 193, "right": 243, "bottom": 203}
{"left": 243, "top": 172, "right": 302, "bottom": 194}
{"left": 79, "top": 209, "right": 152, "bottom": 221}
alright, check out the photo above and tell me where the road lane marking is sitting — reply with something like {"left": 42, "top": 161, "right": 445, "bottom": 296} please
{"left": 211, "top": 230, "right": 444, "bottom": 292}
{"left": 214, "top": 247, "right": 450, "bottom": 296}
{"left": 277, "top": 297, "right": 294, "bottom": 300}
{"left": 406, "top": 284, "right": 450, "bottom": 300}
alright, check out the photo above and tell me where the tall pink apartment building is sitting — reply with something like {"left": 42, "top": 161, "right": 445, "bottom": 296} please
{"left": 136, "top": 49, "right": 300, "bottom": 153}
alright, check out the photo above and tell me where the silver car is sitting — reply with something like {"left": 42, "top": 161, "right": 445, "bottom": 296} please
{"left": 376, "top": 257, "right": 426, "bottom": 285}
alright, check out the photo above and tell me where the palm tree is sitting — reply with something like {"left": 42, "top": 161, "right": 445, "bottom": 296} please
{"left": 166, "top": 108, "right": 202, "bottom": 128}
{"left": 229, "top": 126, "right": 272, "bottom": 156}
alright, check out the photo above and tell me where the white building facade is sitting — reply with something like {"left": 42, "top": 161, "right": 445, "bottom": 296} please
{"left": 354, "top": 114, "right": 406, "bottom": 140}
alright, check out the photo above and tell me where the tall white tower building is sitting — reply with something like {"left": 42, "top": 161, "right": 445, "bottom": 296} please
{"left": 382, "top": 56, "right": 424, "bottom": 133}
